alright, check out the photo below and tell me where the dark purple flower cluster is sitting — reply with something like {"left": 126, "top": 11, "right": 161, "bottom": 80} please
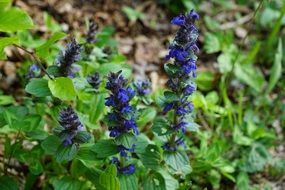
{"left": 57, "top": 107, "right": 84, "bottom": 146}
{"left": 162, "top": 10, "right": 199, "bottom": 151}
{"left": 87, "top": 72, "right": 101, "bottom": 90}
{"left": 105, "top": 71, "right": 138, "bottom": 175}
{"left": 105, "top": 71, "right": 138, "bottom": 137}
{"left": 86, "top": 20, "right": 97, "bottom": 44}
{"left": 27, "top": 64, "right": 41, "bottom": 79}
{"left": 56, "top": 38, "right": 82, "bottom": 77}
{"left": 134, "top": 80, "right": 151, "bottom": 96}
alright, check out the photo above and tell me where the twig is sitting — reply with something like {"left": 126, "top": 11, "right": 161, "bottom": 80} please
{"left": 225, "top": 0, "right": 264, "bottom": 86}
{"left": 13, "top": 44, "right": 53, "bottom": 80}
{"left": 220, "top": 13, "right": 253, "bottom": 30}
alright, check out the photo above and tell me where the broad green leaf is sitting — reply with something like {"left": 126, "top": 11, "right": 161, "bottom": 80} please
{"left": 51, "top": 176, "right": 88, "bottom": 190}
{"left": 48, "top": 77, "right": 76, "bottom": 101}
{"left": 89, "top": 93, "right": 107, "bottom": 124}
{"left": 157, "top": 169, "right": 179, "bottom": 190}
{"left": 196, "top": 71, "right": 215, "bottom": 91}
{"left": 115, "top": 133, "right": 136, "bottom": 149}
{"left": 140, "top": 144, "right": 162, "bottom": 170}
{"left": 152, "top": 117, "right": 169, "bottom": 136}
{"left": 92, "top": 139, "right": 119, "bottom": 158}
{"left": 99, "top": 165, "right": 120, "bottom": 190}
{"left": 0, "top": 176, "right": 19, "bottom": 190}
{"left": 236, "top": 172, "right": 250, "bottom": 190}
{"left": 36, "top": 32, "right": 66, "bottom": 59}
{"left": 41, "top": 135, "right": 62, "bottom": 155}
{"left": 240, "top": 144, "right": 270, "bottom": 173}
{"left": 119, "top": 174, "right": 138, "bottom": 190}
{"left": 204, "top": 32, "right": 221, "bottom": 53}
{"left": 0, "top": 36, "right": 19, "bottom": 59}
{"left": 143, "top": 173, "right": 166, "bottom": 190}
{"left": 29, "top": 159, "right": 43, "bottom": 175}
{"left": 76, "top": 144, "right": 97, "bottom": 161}
{"left": 217, "top": 53, "right": 233, "bottom": 73}
{"left": 97, "top": 63, "right": 132, "bottom": 79}
{"left": 137, "top": 107, "right": 157, "bottom": 127}
{"left": 0, "top": 8, "right": 33, "bottom": 32}
{"left": 164, "top": 150, "right": 191, "bottom": 174}
{"left": 233, "top": 126, "right": 253, "bottom": 146}
{"left": 234, "top": 63, "right": 265, "bottom": 93}
{"left": 0, "top": 0, "right": 11, "bottom": 9}
{"left": 73, "top": 131, "right": 91, "bottom": 144}
{"left": 0, "top": 95, "right": 15, "bottom": 105}
{"left": 55, "top": 143, "right": 78, "bottom": 163}
{"left": 25, "top": 78, "right": 52, "bottom": 97}
{"left": 267, "top": 39, "right": 282, "bottom": 93}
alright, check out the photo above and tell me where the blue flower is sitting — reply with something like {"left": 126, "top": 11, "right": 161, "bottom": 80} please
{"left": 171, "top": 15, "right": 186, "bottom": 26}
{"left": 134, "top": 80, "right": 151, "bottom": 96}
{"left": 105, "top": 71, "right": 139, "bottom": 175}
{"left": 163, "top": 103, "right": 174, "bottom": 114}
{"left": 161, "top": 10, "right": 199, "bottom": 151}
{"left": 27, "top": 64, "right": 41, "bottom": 79}
{"left": 118, "top": 164, "right": 136, "bottom": 175}
{"left": 184, "top": 84, "right": 196, "bottom": 95}
{"left": 189, "top": 10, "right": 200, "bottom": 20}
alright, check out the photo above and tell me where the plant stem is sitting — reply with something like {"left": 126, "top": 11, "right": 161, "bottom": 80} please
{"left": 13, "top": 44, "right": 53, "bottom": 80}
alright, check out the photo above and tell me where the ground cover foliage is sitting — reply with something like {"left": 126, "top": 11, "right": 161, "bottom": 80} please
{"left": 0, "top": 0, "right": 285, "bottom": 189}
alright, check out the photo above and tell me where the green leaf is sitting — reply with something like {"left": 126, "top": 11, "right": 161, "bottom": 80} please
{"left": 137, "top": 107, "right": 157, "bottom": 127}
{"left": 116, "top": 133, "right": 136, "bottom": 149}
{"left": 196, "top": 71, "right": 215, "bottom": 91}
{"left": 267, "top": 39, "right": 282, "bottom": 93}
{"left": 119, "top": 174, "right": 138, "bottom": 190}
{"left": 51, "top": 176, "right": 88, "bottom": 190}
{"left": 236, "top": 172, "right": 250, "bottom": 190}
{"left": 241, "top": 143, "right": 270, "bottom": 173}
{"left": 233, "top": 126, "right": 253, "bottom": 146}
{"left": 55, "top": 143, "right": 78, "bottom": 163}
{"left": 48, "top": 77, "right": 76, "bottom": 101}
{"left": 36, "top": 32, "right": 66, "bottom": 59}
{"left": 157, "top": 169, "right": 179, "bottom": 190}
{"left": 204, "top": 32, "right": 221, "bottom": 53}
{"left": 164, "top": 150, "right": 191, "bottom": 174}
{"left": 0, "top": 8, "right": 33, "bottom": 32}
{"left": 0, "top": 95, "right": 15, "bottom": 105}
{"left": 164, "top": 91, "right": 179, "bottom": 102}
{"left": 140, "top": 144, "right": 162, "bottom": 170}
{"left": 152, "top": 117, "right": 169, "bottom": 136}
{"left": 234, "top": 63, "right": 265, "bottom": 93}
{"left": 97, "top": 63, "right": 132, "bottom": 79}
{"left": 0, "top": 0, "right": 11, "bottom": 9}
{"left": 92, "top": 139, "right": 119, "bottom": 158}
{"left": 89, "top": 93, "right": 107, "bottom": 124}
{"left": 29, "top": 159, "right": 43, "bottom": 175}
{"left": 74, "top": 131, "right": 91, "bottom": 144}
{"left": 0, "top": 176, "right": 19, "bottom": 190}
{"left": 99, "top": 165, "right": 120, "bottom": 190}
{"left": 41, "top": 135, "right": 62, "bottom": 155}
{"left": 0, "top": 37, "right": 19, "bottom": 59}
{"left": 143, "top": 173, "right": 166, "bottom": 190}
{"left": 25, "top": 78, "right": 52, "bottom": 97}
{"left": 217, "top": 53, "right": 233, "bottom": 73}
